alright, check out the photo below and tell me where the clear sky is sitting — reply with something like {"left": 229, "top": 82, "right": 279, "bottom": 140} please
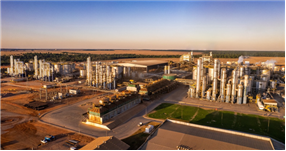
{"left": 1, "top": 0, "right": 285, "bottom": 50}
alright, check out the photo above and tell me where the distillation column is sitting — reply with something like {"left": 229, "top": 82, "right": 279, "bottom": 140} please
{"left": 225, "top": 80, "right": 232, "bottom": 103}
{"left": 39, "top": 60, "right": 42, "bottom": 79}
{"left": 220, "top": 68, "right": 227, "bottom": 102}
{"left": 201, "top": 76, "right": 207, "bottom": 98}
{"left": 47, "top": 63, "right": 51, "bottom": 82}
{"left": 10, "top": 55, "right": 14, "bottom": 76}
{"left": 239, "top": 66, "right": 244, "bottom": 77}
{"left": 196, "top": 58, "right": 201, "bottom": 98}
{"left": 231, "top": 70, "right": 237, "bottom": 104}
{"left": 103, "top": 66, "right": 106, "bottom": 89}
{"left": 243, "top": 75, "right": 249, "bottom": 104}
{"left": 100, "top": 65, "right": 103, "bottom": 88}
{"left": 86, "top": 57, "right": 91, "bottom": 86}
{"left": 95, "top": 62, "right": 99, "bottom": 87}
{"left": 237, "top": 82, "right": 243, "bottom": 104}
{"left": 34, "top": 56, "right": 38, "bottom": 78}
{"left": 106, "top": 65, "right": 110, "bottom": 89}
{"left": 212, "top": 59, "right": 219, "bottom": 101}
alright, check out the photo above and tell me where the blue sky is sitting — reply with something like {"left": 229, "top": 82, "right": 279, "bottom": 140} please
{"left": 1, "top": 0, "right": 285, "bottom": 50}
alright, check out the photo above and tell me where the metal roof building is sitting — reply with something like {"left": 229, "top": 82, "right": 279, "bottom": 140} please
{"left": 116, "top": 60, "right": 168, "bottom": 73}
{"left": 79, "top": 136, "right": 129, "bottom": 150}
{"left": 140, "top": 120, "right": 284, "bottom": 150}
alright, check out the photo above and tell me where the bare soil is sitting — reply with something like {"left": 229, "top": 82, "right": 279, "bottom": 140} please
{"left": 1, "top": 121, "right": 94, "bottom": 150}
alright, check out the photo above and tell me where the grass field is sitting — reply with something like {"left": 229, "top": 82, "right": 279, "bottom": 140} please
{"left": 148, "top": 103, "right": 285, "bottom": 143}
{"left": 121, "top": 121, "right": 161, "bottom": 150}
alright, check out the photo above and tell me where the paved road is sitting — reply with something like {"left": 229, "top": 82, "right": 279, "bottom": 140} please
{"left": 40, "top": 84, "right": 285, "bottom": 140}
{"left": 40, "top": 85, "right": 184, "bottom": 139}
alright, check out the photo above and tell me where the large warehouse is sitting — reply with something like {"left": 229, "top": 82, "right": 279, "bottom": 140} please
{"left": 116, "top": 60, "right": 168, "bottom": 73}
{"left": 140, "top": 120, "right": 284, "bottom": 150}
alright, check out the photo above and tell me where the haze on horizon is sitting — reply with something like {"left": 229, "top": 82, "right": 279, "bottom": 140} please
{"left": 1, "top": 0, "right": 285, "bottom": 51}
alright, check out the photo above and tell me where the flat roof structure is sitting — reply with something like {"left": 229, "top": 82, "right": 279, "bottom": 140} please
{"left": 79, "top": 136, "right": 129, "bottom": 150}
{"left": 140, "top": 120, "right": 284, "bottom": 150}
{"left": 116, "top": 60, "right": 168, "bottom": 67}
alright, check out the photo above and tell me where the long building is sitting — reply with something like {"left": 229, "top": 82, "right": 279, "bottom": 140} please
{"left": 88, "top": 93, "right": 141, "bottom": 124}
{"left": 140, "top": 120, "right": 284, "bottom": 150}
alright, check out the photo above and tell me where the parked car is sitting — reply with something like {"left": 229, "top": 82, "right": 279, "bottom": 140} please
{"left": 41, "top": 140, "right": 47, "bottom": 144}
{"left": 138, "top": 122, "right": 143, "bottom": 126}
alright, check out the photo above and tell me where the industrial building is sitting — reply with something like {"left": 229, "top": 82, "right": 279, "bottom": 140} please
{"left": 116, "top": 60, "right": 168, "bottom": 73}
{"left": 140, "top": 120, "right": 284, "bottom": 150}
{"left": 7, "top": 55, "right": 76, "bottom": 82}
{"left": 87, "top": 93, "right": 141, "bottom": 124}
{"left": 79, "top": 136, "right": 129, "bottom": 150}
{"left": 184, "top": 51, "right": 284, "bottom": 111}
{"left": 85, "top": 57, "right": 122, "bottom": 89}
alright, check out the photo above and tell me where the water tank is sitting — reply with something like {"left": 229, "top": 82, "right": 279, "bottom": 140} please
{"left": 80, "top": 70, "right": 87, "bottom": 77}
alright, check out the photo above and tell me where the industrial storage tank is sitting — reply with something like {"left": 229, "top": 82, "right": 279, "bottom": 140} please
{"left": 63, "top": 64, "right": 72, "bottom": 75}
{"left": 162, "top": 74, "right": 177, "bottom": 81}
{"left": 80, "top": 70, "right": 87, "bottom": 78}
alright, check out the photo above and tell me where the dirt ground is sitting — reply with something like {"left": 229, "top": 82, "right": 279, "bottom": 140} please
{"left": 1, "top": 50, "right": 201, "bottom": 56}
{"left": 1, "top": 82, "right": 102, "bottom": 116}
{"left": 1, "top": 120, "right": 94, "bottom": 150}
{"left": 1, "top": 79, "right": 103, "bottom": 150}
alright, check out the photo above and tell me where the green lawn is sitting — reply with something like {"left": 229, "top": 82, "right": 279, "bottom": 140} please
{"left": 148, "top": 103, "right": 285, "bottom": 143}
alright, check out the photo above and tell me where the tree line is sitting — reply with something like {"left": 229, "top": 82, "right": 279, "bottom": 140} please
{"left": 0, "top": 52, "right": 182, "bottom": 65}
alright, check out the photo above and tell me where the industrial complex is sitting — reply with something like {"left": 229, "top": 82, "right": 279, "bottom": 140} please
{"left": 1, "top": 51, "right": 285, "bottom": 150}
